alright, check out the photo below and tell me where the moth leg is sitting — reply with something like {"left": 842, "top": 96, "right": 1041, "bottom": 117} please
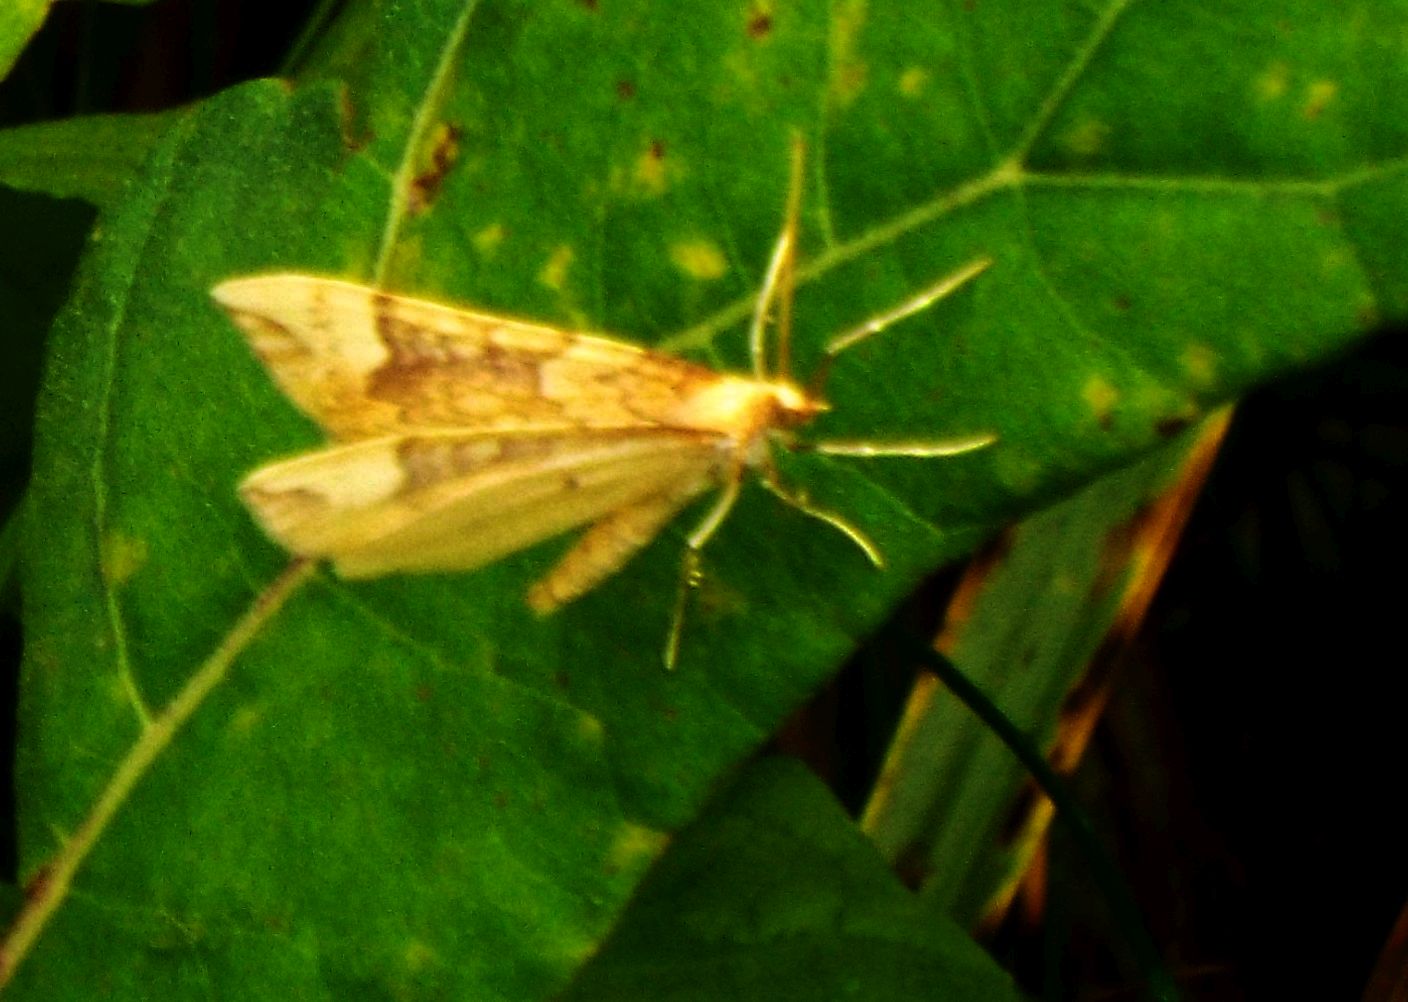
{"left": 664, "top": 550, "right": 704, "bottom": 673}
{"left": 758, "top": 460, "right": 885, "bottom": 569}
{"left": 663, "top": 467, "right": 747, "bottom": 670}
{"left": 526, "top": 477, "right": 709, "bottom": 615}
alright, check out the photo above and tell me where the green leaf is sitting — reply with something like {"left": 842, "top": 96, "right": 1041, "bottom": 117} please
{"left": 11, "top": 1, "right": 1405, "bottom": 999}
{"left": 861, "top": 420, "right": 1228, "bottom": 926}
{"left": 563, "top": 758, "right": 1024, "bottom": 1001}
{"left": 0, "top": 113, "right": 182, "bottom": 208}
{"left": 0, "top": 0, "right": 49, "bottom": 79}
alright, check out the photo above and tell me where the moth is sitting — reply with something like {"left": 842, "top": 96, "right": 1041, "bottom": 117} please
{"left": 214, "top": 147, "right": 994, "bottom": 667}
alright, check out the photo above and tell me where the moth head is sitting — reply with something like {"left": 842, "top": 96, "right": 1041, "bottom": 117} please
{"left": 767, "top": 380, "right": 829, "bottom": 429}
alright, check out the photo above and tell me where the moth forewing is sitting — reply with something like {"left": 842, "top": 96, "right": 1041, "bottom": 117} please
{"left": 214, "top": 274, "right": 737, "bottom": 438}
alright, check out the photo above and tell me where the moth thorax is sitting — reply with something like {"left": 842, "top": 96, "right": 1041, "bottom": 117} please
{"left": 675, "top": 377, "right": 826, "bottom": 439}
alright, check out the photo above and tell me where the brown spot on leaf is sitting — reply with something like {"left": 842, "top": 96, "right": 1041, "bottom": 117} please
{"left": 747, "top": 8, "right": 773, "bottom": 37}
{"left": 409, "top": 123, "right": 463, "bottom": 214}
{"left": 1091, "top": 518, "right": 1138, "bottom": 602}
{"left": 1112, "top": 293, "right": 1131, "bottom": 312}
{"left": 24, "top": 864, "right": 52, "bottom": 901}
{"left": 337, "top": 91, "right": 373, "bottom": 153}
{"left": 616, "top": 79, "right": 636, "bottom": 100}
{"left": 1156, "top": 415, "right": 1192, "bottom": 439}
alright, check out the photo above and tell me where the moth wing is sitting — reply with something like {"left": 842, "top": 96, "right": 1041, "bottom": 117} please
{"left": 239, "top": 427, "right": 722, "bottom": 578}
{"left": 213, "top": 274, "right": 724, "bottom": 439}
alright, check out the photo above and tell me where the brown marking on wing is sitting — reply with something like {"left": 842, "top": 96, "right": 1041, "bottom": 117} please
{"left": 365, "top": 298, "right": 726, "bottom": 431}
{"left": 227, "top": 300, "right": 398, "bottom": 437}
{"left": 391, "top": 426, "right": 729, "bottom": 496}
{"left": 542, "top": 348, "right": 705, "bottom": 425}
{"left": 239, "top": 482, "right": 336, "bottom": 536}
{"left": 368, "top": 313, "right": 563, "bottom": 427}
{"left": 226, "top": 308, "right": 310, "bottom": 366}
{"left": 393, "top": 432, "right": 623, "bottom": 492}
{"left": 395, "top": 436, "right": 509, "bottom": 490}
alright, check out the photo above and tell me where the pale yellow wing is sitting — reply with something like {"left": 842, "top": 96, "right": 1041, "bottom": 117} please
{"left": 239, "top": 427, "right": 722, "bottom": 579}
{"left": 213, "top": 274, "right": 727, "bottom": 439}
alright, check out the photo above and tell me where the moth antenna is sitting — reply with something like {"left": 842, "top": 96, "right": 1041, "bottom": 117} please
{"left": 748, "top": 224, "right": 792, "bottom": 381}
{"left": 749, "top": 134, "right": 805, "bottom": 381}
{"left": 826, "top": 256, "right": 991, "bottom": 358}
{"left": 808, "top": 256, "right": 993, "bottom": 396}
{"left": 774, "top": 135, "right": 804, "bottom": 380}
{"left": 811, "top": 433, "right": 997, "bottom": 458}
